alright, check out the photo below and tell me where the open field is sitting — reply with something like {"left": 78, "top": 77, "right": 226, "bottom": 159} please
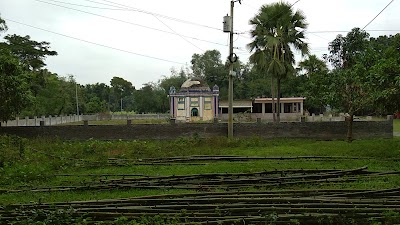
{"left": 1, "top": 136, "right": 400, "bottom": 224}
{"left": 394, "top": 119, "right": 400, "bottom": 132}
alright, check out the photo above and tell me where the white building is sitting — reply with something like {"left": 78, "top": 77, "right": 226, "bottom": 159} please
{"left": 169, "top": 78, "right": 219, "bottom": 122}
{"left": 251, "top": 97, "right": 305, "bottom": 121}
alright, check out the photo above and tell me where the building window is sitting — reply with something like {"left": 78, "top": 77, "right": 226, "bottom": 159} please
{"left": 204, "top": 97, "right": 212, "bottom": 110}
{"left": 190, "top": 97, "right": 199, "bottom": 107}
{"left": 191, "top": 108, "right": 199, "bottom": 117}
{"left": 178, "top": 97, "right": 185, "bottom": 110}
{"left": 265, "top": 103, "right": 273, "bottom": 113}
{"left": 253, "top": 103, "right": 262, "bottom": 113}
{"left": 284, "top": 103, "right": 292, "bottom": 113}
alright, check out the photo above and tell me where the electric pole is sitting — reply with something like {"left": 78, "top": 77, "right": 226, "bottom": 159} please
{"left": 75, "top": 82, "right": 79, "bottom": 116}
{"left": 224, "top": 0, "right": 240, "bottom": 139}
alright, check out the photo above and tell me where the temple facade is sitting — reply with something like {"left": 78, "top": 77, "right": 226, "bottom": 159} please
{"left": 169, "top": 78, "right": 219, "bottom": 122}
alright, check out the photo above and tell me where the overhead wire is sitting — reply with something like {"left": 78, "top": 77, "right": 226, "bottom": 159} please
{"left": 96, "top": 0, "right": 205, "bottom": 51}
{"left": 40, "top": 0, "right": 223, "bottom": 32}
{"left": 33, "top": 0, "right": 227, "bottom": 47}
{"left": 362, "top": 0, "right": 395, "bottom": 30}
{"left": 307, "top": 29, "right": 400, "bottom": 34}
{"left": 85, "top": 0, "right": 222, "bottom": 31}
{"left": 4, "top": 18, "right": 186, "bottom": 65}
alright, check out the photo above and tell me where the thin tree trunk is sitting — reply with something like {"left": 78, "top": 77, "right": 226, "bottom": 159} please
{"left": 347, "top": 112, "right": 354, "bottom": 143}
{"left": 277, "top": 78, "right": 281, "bottom": 123}
{"left": 271, "top": 76, "right": 276, "bottom": 123}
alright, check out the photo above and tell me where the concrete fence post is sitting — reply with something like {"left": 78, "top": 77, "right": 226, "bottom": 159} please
{"left": 49, "top": 115, "right": 52, "bottom": 126}
{"left": 213, "top": 118, "right": 218, "bottom": 124}
{"left": 25, "top": 117, "right": 29, "bottom": 126}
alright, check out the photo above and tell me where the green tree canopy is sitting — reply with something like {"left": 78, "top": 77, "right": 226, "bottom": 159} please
{"left": 0, "top": 50, "right": 32, "bottom": 121}
{"left": 3, "top": 34, "right": 57, "bottom": 71}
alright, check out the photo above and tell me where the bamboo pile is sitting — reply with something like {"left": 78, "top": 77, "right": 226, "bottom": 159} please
{"left": 2, "top": 188, "right": 400, "bottom": 224}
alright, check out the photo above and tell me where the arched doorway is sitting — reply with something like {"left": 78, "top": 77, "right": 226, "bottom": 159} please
{"left": 191, "top": 108, "right": 199, "bottom": 117}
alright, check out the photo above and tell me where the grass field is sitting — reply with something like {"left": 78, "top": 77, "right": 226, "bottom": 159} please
{"left": 394, "top": 118, "right": 400, "bottom": 132}
{"left": 1, "top": 136, "right": 400, "bottom": 224}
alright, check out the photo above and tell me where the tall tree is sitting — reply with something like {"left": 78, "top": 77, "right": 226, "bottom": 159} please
{"left": 110, "top": 77, "right": 134, "bottom": 112}
{"left": 298, "top": 55, "right": 328, "bottom": 77}
{"left": 248, "top": 2, "right": 309, "bottom": 122}
{"left": 191, "top": 50, "right": 228, "bottom": 98}
{"left": 325, "top": 28, "right": 371, "bottom": 142}
{"left": 134, "top": 83, "right": 163, "bottom": 113}
{"left": 4, "top": 34, "right": 57, "bottom": 71}
{"left": 0, "top": 50, "right": 32, "bottom": 122}
{"left": 298, "top": 55, "right": 329, "bottom": 113}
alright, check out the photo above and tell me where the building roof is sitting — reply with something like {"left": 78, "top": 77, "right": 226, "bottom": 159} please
{"left": 219, "top": 100, "right": 253, "bottom": 108}
{"left": 253, "top": 97, "right": 305, "bottom": 103}
{"left": 180, "top": 78, "right": 211, "bottom": 92}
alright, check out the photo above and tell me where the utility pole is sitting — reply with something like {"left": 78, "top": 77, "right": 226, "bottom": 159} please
{"left": 75, "top": 82, "right": 79, "bottom": 116}
{"left": 224, "top": 0, "right": 240, "bottom": 139}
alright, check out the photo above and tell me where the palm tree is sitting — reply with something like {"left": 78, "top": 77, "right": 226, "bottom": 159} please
{"left": 248, "top": 2, "right": 309, "bottom": 122}
{"left": 298, "top": 55, "right": 328, "bottom": 77}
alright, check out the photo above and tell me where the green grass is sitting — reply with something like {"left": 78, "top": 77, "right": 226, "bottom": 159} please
{"left": 394, "top": 119, "right": 400, "bottom": 132}
{"left": 1, "top": 136, "right": 400, "bottom": 205}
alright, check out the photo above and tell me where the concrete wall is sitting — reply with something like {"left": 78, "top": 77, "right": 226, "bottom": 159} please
{"left": 1, "top": 114, "right": 170, "bottom": 127}
{"left": 0, "top": 119, "right": 393, "bottom": 140}
{"left": 2, "top": 115, "right": 82, "bottom": 127}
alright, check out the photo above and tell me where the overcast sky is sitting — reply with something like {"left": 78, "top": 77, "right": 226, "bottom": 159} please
{"left": 1, "top": 0, "right": 399, "bottom": 88}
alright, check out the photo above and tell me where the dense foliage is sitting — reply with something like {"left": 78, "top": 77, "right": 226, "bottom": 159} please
{"left": 1, "top": 11, "right": 399, "bottom": 120}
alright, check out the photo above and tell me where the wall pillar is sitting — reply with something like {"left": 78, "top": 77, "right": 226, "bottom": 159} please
{"left": 300, "top": 102, "right": 304, "bottom": 115}
{"left": 186, "top": 97, "right": 190, "bottom": 120}
{"left": 199, "top": 96, "right": 203, "bottom": 118}
{"left": 261, "top": 103, "right": 265, "bottom": 115}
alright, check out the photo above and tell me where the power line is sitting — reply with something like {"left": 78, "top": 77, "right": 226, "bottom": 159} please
{"left": 33, "top": 0, "right": 227, "bottom": 47}
{"left": 43, "top": 0, "right": 222, "bottom": 32}
{"left": 97, "top": 0, "right": 222, "bottom": 31}
{"left": 95, "top": 0, "right": 204, "bottom": 51}
{"left": 362, "top": 0, "right": 395, "bottom": 30}
{"left": 4, "top": 18, "right": 186, "bottom": 65}
{"left": 154, "top": 16, "right": 205, "bottom": 52}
